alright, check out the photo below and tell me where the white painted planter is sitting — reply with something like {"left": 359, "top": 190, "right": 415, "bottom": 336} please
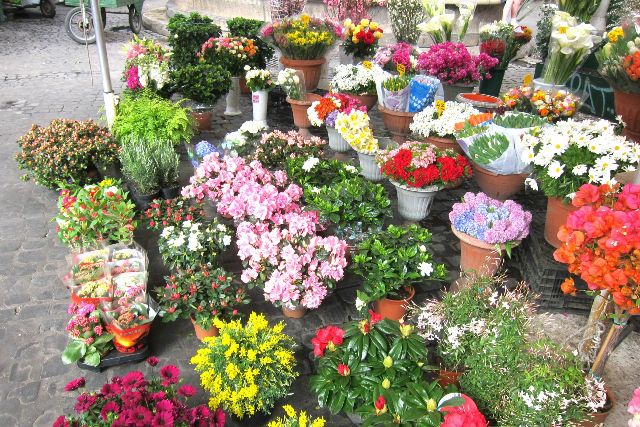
{"left": 224, "top": 76, "right": 242, "bottom": 116}
{"left": 357, "top": 151, "right": 383, "bottom": 181}
{"left": 532, "top": 78, "right": 567, "bottom": 94}
{"left": 251, "top": 89, "right": 268, "bottom": 127}
{"left": 392, "top": 182, "right": 440, "bottom": 221}
{"left": 327, "top": 126, "right": 350, "bottom": 152}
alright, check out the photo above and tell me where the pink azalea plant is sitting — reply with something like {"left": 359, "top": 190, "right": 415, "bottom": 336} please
{"left": 417, "top": 42, "right": 498, "bottom": 85}
{"left": 629, "top": 387, "right": 640, "bottom": 427}
{"left": 373, "top": 42, "right": 419, "bottom": 73}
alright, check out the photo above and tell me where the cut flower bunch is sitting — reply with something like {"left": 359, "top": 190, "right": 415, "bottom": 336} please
{"left": 261, "top": 14, "right": 343, "bottom": 60}
{"left": 122, "top": 36, "right": 171, "bottom": 94}
{"left": 410, "top": 100, "right": 479, "bottom": 139}
{"left": 342, "top": 18, "right": 383, "bottom": 60}
{"left": 597, "top": 24, "right": 640, "bottom": 93}
{"left": 479, "top": 21, "right": 532, "bottom": 69}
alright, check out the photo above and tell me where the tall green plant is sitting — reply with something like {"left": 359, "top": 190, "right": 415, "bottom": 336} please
{"left": 168, "top": 12, "right": 222, "bottom": 70}
{"left": 468, "top": 132, "right": 510, "bottom": 165}
{"left": 154, "top": 140, "right": 180, "bottom": 188}
{"left": 387, "top": 0, "right": 426, "bottom": 44}
{"left": 119, "top": 139, "right": 160, "bottom": 195}
{"left": 227, "top": 17, "right": 274, "bottom": 69}
{"left": 172, "top": 63, "right": 232, "bottom": 106}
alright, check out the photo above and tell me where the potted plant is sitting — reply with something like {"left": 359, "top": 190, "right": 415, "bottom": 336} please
{"left": 308, "top": 92, "right": 365, "bottom": 152}
{"left": 191, "top": 312, "right": 298, "bottom": 421}
{"left": 16, "top": 119, "right": 118, "bottom": 189}
{"left": 261, "top": 14, "right": 343, "bottom": 91}
{"left": 154, "top": 140, "right": 181, "bottom": 199}
{"left": 227, "top": 17, "right": 275, "bottom": 93}
{"left": 309, "top": 312, "right": 466, "bottom": 424}
{"left": 372, "top": 42, "right": 419, "bottom": 73}
{"left": 167, "top": 12, "right": 222, "bottom": 71}
{"left": 54, "top": 360, "right": 226, "bottom": 426}
{"left": 61, "top": 302, "right": 114, "bottom": 367}
{"left": 244, "top": 67, "right": 275, "bottom": 126}
{"left": 341, "top": 18, "right": 384, "bottom": 62}
{"left": 172, "top": 63, "right": 232, "bottom": 131}
{"left": 449, "top": 192, "right": 532, "bottom": 276}
{"left": 351, "top": 224, "right": 447, "bottom": 320}
{"left": 410, "top": 100, "right": 479, "bottom": 154}
{"left": 285, "top": 156, "right": 360, "bottom": 190}
{"left": 417, "top": 42, "right": 498, "bottom": 101}
{"left": 101, "top": 296, "right": 156, "bottom": 353}
{"left": 335, "top": 109, "right": 382, "bottom": 179}
{"left": 55, "top": 179, "right": 137, "bottom": 250}
{"left": 64, "top": 250, "right": 113, "bottom": 306}
{"left": 121, "top": 36, "right": 172, "bottom": 98}
{"left": 268, "top": 405, "right": 326, "bottom": 426}
{"left": 253, "top": 129, "right": 326, "bottom": 170}
{"left": 597, "top": 24, "right": 640, "bottom": 141}
{"left": 277, "top": 68, "right": 321, "bottom": 135}
{"left": 376, "top": 141, "right": 472, "bottom": 221}
{"left": 381, "top": 73, "right": 411, "bottom": 112}
{"left": 158, "top": 218, "right": 233, "bottom": 271}
{"left": 220, "top": 120, "right": 268, "bottom": 158}
{"left": 521, "top": 118, "right": 639, "bottom": 248}
{"left": 198, "top": 36, "right": 258, "bottom": 116}
{"left": 386, "top": 0, "right": 426, "bottom": 44}
{"left": 119, "top": 139, "right": 161, "bottom": 210}
{"left": 236, "top": 211, "right": 347, "bottom": 317}
{"left": 157, "top": 266, "right": 249, "bottom": 340}
{"left": 144, "top": 196, "right": 206, "bottom": 230}
{"left": 330, "top": 63, "right": 378, "bottom": 109}
{"left": 478, "top": 21, "right": 533, "bottom": 96}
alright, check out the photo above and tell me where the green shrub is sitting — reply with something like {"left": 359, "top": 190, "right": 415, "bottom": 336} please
{"left": 172, "top": 63, "right": 232, "bottom": 105}
{"left": 227, "top": 17, "right": 274, "bottom": 69}
{"left": 154, "top": 140, "right": 180, "bottom": 188}
{"left": 119, "top": 139, "right": 160, "bottom": 195}
{"left": 168, "top": 12, "right": 222, "bottom": 70}
{"left": 112, "top": 93, "right": 194, "bottom": 146}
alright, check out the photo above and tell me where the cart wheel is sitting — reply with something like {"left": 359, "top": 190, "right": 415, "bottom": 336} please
{"left": 128, "top": 5, "right": 142, "bottom": 34}
{"left": 39, "top": 0, "right": 56, "bottom": 18}
{"left": 65, "top": 6, "right": 97, "bottom": 44}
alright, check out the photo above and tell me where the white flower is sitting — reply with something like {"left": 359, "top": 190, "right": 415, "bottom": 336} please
{"left": 217, "top": 224, "right": 227, "bottom": 232}
{"left": 330, "top": 64, "right": 377, "bottom": 94}
{"left": 104, "top": 186, "right": 119, "bottom": 194}
{"left": 572, "top": 164, "right": 587, "bottom": 175}
{"left": 547, "top": 160, "right": 565, "bottom": 179}
{"left": 594, "top": 156, "right": 617, "bottom": 174}
{"left": 302, "top": 157, "right": 320, "bottom": 172}
{"left": 410, "top": 101, "right": 479, "bottom": 138}
{"left": 161, "top": 226, "right": 174, "bottom": 239}
{"left": 567, "top": 192, "right": 576, "bottom": 200}
{"left": 183, "top": 220, "right": 192, "bottom": 229}
{"left": 310, "top": 186, "right": 321, "bottom": 194}
{"left": 344, "top": 165, "right": 358, "bottom": 173}
{"left": 355, "top": 297, "right": 366, "bottom": 311}
{"left": 418, "top": 262, "right": 433, "bottom": 277}
{"left": 419, "top": 245, "right": 426, "bottom": 252}
{"left": 524, "top": 177, "right": 538, "bottom": 191}
{"left": 222, "top": 235, "right": 232, "bottom": 246}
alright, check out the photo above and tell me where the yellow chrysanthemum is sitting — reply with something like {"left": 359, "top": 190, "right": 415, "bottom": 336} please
{"left": 311, "top": 418, "right": 326, "bottom": 427}
{"left": 299, "top": 411, "right": 308, "bottom": 427}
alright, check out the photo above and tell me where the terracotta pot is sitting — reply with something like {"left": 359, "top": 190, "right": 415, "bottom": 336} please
{"left": 455, "top": 92, "right": 503, "bottom": 113}
{"left": 350, "top": 93, "right": 378, "bottom": 110}
{"left": 576, "top": 387, "right": 615, "bottom": 426}
{"left": 239, "top": 76, "right": 251, "bottom": 94}
{"left": 378, "top": 105, "right": 415, "bottom": 143}
{"left": 451, "top": 227, "right": 517, "bottom": 276}
{"left": 280, "top": 57, "right": 326, "bottom": 92}
{"left": 424, "top": 135, "right": 462, "bottom": 155}
{"left": 287, "top": 93, "right": 322, "bottom": 130}
{"left": 190, "top": 316, "right": 219, "bottom": 341}
{"left": 191, "top": 110, "right": 212, "bottom": 131}
{"left": 437, "top": 369, "right": 464, "bottom": 388}
{"left": 282, "top": 305, "right": 308, "bottom": 319}
{"left": 614, "top": 90, "right": 640, "bottom": 142}
{"left": 374, "top": 286, "right": 416, "bottom": 321}
{"left": 544, "top": 196, "right": 578, "bottom": 248}
{"left": 472, "top": 163, "right": 528, "bottom": 201}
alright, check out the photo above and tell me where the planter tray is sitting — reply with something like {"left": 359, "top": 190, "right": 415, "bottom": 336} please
{"left": 77, "top": 346, "right": 150, "bottom": 373}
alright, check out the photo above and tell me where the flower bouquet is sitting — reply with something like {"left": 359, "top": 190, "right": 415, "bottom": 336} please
{"left": 191, "top": 312, "right": 298, "bottom": 419}
{"left": 377, "top": 140, "right": 471, "bottom": 220}
{"left": 144, "top": 197, "right": 206, "bottom": 231}
{"left": 254, "top": 129, "right": 326, "bottom": 169}
{"left": 158, "top": 219, "right": 233, "bottom": 271}
{"left": 221, "top": 120, "right": 269, "bottom": 158}
{"left": 522, "top": 119, "right": 640, "bottom": 247}
{"left": 342, "top": 18, "right": 384, "bottom": 60}
{"left": 112, "top": 272, "right": 147, "bottom": 306}
{"left": 529, "top": 88, "right": 579, "bottom": 122}
{"left": 278, "top": 67, "right": 305, "bottom": 101}
{"left": 101, "top": 297, "right": 157, "bottom": 353}
{"left": 198, "top": 36, "right": 258, "bottom": 77}
{"left": 157, "top": 266, "right": 249, "bottom": 339}
{"left": 410, "top": 100, "right": 479, "bottom": 153}
{"left": 244, "top": 67, "right": 275, "bottom": 125}
{"left": 122, "top": 36, "right": 171, "bottom": 95}
{"left": 236, "top": 211, "right": 347, "bottom": 315}
{"left": 307, "top": 92, "right": 365, "bottom": 152}
{"left": 381, "top": 73, "right": 412, "bottom": 111}
{"left": 352, "top": 224, "right": 447, "bottom": 319}
{"left": 54, "top": 361, "right": 226, "bottom": 427}
{"left": 501, "top": 85, "right": 534, "bottom": 111}
{"left": 62, "top": 302, "right": 114, "bottom": 367}
{"left": 450, "top": 192, "right": 532, "bottom": 274}
{"left": 373, "top": 42, "right": 419, "bottom": 73}
{"left": 541, "top": 11, "right": 598, "bottom": 87}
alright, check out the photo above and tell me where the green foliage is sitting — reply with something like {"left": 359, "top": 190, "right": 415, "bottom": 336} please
{"left": 285, "top": 156, "right": 361, "bottom": 189}
{"left": 119, "top": 139, "right": 161, "bottom": 195}
{"left": 468, "top": 132, "right": 510, "bottom": 165}
{"left": 383, "top": 74, "right": 412, "bottom": 91}
{"left": 167, "top": 12, "right": 222, "bottom": 70}
{"left": 352, "top": 224, "right": 447, "bottom": 305}
{"left": 227, "top": 17, "right": 275, "bottom": 69}
{"left": 172, "top": 63, "right": 232, "bottom": 105}
{"left": 154, "top": 140, "right": 180, "bottom": 188}
{"left": 112, "top": 92, "right": 194, "bottom": 146}
{"left": 386, "top": 0, "right": 426, "bottom": 44}
{"left": 454, "top": 121, "right": 489, "bottom": 139}
{"left": 493, "top": 112, "right": 548, "bottom": 129}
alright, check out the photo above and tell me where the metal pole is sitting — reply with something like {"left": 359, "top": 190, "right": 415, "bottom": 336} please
{"left": 89, "top": 0, "right": 116, "bottom": 128}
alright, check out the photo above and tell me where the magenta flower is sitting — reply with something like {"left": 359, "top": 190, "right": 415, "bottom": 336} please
{"left": 100, "top": 401, "right": 120, "bottom": 421}
{"left": 63, "top": 377, "right": 85, "bottom": 392}
{"left": 159, "top": 365, "right": 180, "bottom": 386}
{"left": 52, "top": 415, "right": 69, "bottom": 427}
{"left": 73, "top": 393, "right": 97, "bottom": 414}
{"left": 121, "top": 371, "right": 146, "bottom": 390}
{"left": 417, "top": 42, "right": 498, "bottom": 85}
{"left": 146, "top": 356, "right": 159, "bottom": 367}
{"left": 151, "top": 411, "right": 174, "bottom": 426}
{"left": 178, "top": 384, "right": 197, "bottom": 398}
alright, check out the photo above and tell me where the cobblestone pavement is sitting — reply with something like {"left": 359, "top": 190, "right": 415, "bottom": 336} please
{"left": 1, "top": 8, "right": 638, "bottom": 426}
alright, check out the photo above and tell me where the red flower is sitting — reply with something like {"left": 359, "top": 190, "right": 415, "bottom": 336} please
{"left": 337, "top": 363, "right": 350, "bottom": 376}
{"left": 212, "top": 408, "right": 226, "bottom": 427}
{"left": 131, "top": 407, "right": 153, "bottom": 424}
{"left": 356, "top": 30, "right": 365, "bottom": 40}
{"left": 64, "top": 377, "right": 85, "bottom": 392}
{"left": 74, "top": 393, "right": 97, "bottom": 414}
{"left": 156, "top": 399, "right": 174, "bottom": 412}
{"left": 369, "top": 309, "right": 382, "bottom": 325}
{"left": 120, "top": 391, "right": 143, "bottom": 409}
{"left": 440, "top": 394, "right": 487, "bottom": 427}
{"left": 375, "top": 395, "right": 387, "bottom": 414}
{"left": 52, "top": 416, "right": 69, "bottom": 427}
{"left": 151, "top": 411, "right": 174, "bottom": 427}
{"left": 393, "top": 149, "right": 412, "bottom": 170}
{"left": 121, "top": 371, "right": 146, "bottom": 390}
{"left": 100, "top": 382, "right": 122, "bottom": 398}
{"left": 364, "top": 31, "right": 375, "bottom": 45}
{"left": 311, "top": 325, "right": 345, "bottom": 357}
{"left": 160, "top": 365, "right": 180, "bottom": 386}
{"left": 178, "top": 384, "right": 197, "bottom": 398}
{"left": 100, "top": 401, "right": 120, "bottom": 422}
{"left": 146, "top": 356, "right": 159, "bottom": 367}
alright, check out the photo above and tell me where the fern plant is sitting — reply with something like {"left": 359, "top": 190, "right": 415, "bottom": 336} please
{"left": 468, "top": 133, "right": 510, "bottom": 166}
{"left": 119, "top": 139, "right": 160, "bottom": 195}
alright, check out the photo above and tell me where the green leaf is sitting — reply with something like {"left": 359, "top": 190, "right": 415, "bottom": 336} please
{"left": 61, "top": 340, "right": 86, "bottom": 365}
{"left": 329, "top": 390, "right": 346, "bottom": 414}
{"left": 83, "top": 351, "right": 101, "bottom": 367}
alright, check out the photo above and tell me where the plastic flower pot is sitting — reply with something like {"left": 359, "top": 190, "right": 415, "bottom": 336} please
{"left": 478, "top": 68, "right": 506, "bottom": 97}
{"left": 442, "top": 83, "right": 475, "bottom": 102}
{"left": 378, "top": 105, "right": 415, "bottom": 143}
{"left": 451, "top": 226, "right": 518, "bottom": 277}
{"left": 224, "top": 76, "right": 242, "bottom": 116}
{"left": 614, "top": 90, "right": 640, "bottom": 142}
{"left": 532, "top": 78, "right": 567, "bottom": 93}
{"left": 437, "top": 369, "right": 464, "bottom": 388}
{"left": 280, "top": 57, "right": 326, "bottom": 92}
{"left": 424, "top": 135, "right": 462, "bottom": 155}
{"left": 374, "top": 285, "right": 415, "bottom": 321}
{"left": 576, "top": 387, "right": 615, "bottom": 426}
{"left": 392, "top": 182, "right": 439, "bottom": 221}
{"left": 471, "top": 163, "right": 528, "bottom": 201}
{"left": 161, "top": 186, "right": 181, "bottom": 200}
{"left": 127, "top": 184, "right": 160, "bottom": 211}
{"left": 190, "top": 316, "right": 219, "bottom": 341}
{"left": 107, "top": 321, "right": 153, "bottom": 353}
{"left": 281, "top": 305, "right": 307, "bottom": 319}
{"left": 350, "top": 93, "right": 378, "bottom": 110}
{"left": 252, "top": 89, "right": 269, "bottom": 127}
{"left": 191, "top": 110, "right": 212, "bottom": 131}
{"left": 455, "top": 92, "right": 503, "bottom": 113}
{"left": 326, "top": 126, "right": 350, "bottom": 152}
{"left": 357, "top": 151, "right": 383, "bottom": 181}
{"left": 544, "top": 196, "right": 578, "bottom": 249}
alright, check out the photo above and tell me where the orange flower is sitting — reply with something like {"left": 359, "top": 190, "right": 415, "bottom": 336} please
{"left": 561, "top": 278, "right": 577, "bottom": 296}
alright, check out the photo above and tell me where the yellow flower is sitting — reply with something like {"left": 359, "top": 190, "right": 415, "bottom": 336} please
{"left": 247, "top": 349, "right": 257, "bottom": 361}
{"left": 300, "top": 14, "right": 310, "bottom": 26}
{"left": 427, "top": 398, "right": 437, "bottom": 412}
{"left": 370, "top": 21, "right": 378, "bottom": 30}
{"left": 382, "top": 378, "right": 391, "bottom": 389}
{"left": 352, "top": 36, "right": 359, "bottom": 44}
{"left": 608, "top": 26, "right": 624, "bottom": 43}
{"left": 374, "top": 31, "right": 382, "bottom": 39}
{"left": 283, "top": 404, "right": 296, "bottom": 418}
{"left": 435, "top": 100, "right": 446, "bottom": 117}
{"left": 400, "top": 323, "right": 414, "bottom": 337}
{"left": 299, "top": 411, "right": 308, "bottom": 427}
{"left": 360, "top": 18, "right": 370, "bottom": 26}
{"left": 311, "top": 418, "right": 326, "bottom": 427}
{"left": 225, "top": 362, "right": 240, "bottom": 380}
{"left": 383, "top": 356, "right": 393, "bottom": 368}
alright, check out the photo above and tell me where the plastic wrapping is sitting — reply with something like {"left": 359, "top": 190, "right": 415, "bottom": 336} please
{"left": 408, "top": 76, "right": 440, "bottom": 113}
{"left": 101, "top": 296, "right": 157, "bottom": 353}
{"left": 108, "top": 243, "right": 148, "bottom": 277}
{"left": 382, "top": 86, "right": 410, "bottom": 111}
{"left": 64, "top": 249, "right": 113, "bottom": 305}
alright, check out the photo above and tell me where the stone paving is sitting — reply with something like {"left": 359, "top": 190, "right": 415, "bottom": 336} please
{"left": 1, "top": 6, "right": 639, "bottom": 426}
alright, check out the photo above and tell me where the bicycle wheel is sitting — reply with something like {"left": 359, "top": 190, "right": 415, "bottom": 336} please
{"left": 65, "top": 6, "right": 96, "bottom": 44}
{"left": 39, "top": 0, "right": 56, "bottom": 18}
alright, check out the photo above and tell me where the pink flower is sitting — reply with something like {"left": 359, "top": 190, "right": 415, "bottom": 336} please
{"left": 159, "top": 365, "right": 180, "bottom": 386}
{"left": 64, "top": 377, "right": 85, "bottom": 392}
{"left": 178, "top": 384, "right": 197, "bottom": 397}
{"left": 146, "top": 356, "right": 159, "bottom": 367}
